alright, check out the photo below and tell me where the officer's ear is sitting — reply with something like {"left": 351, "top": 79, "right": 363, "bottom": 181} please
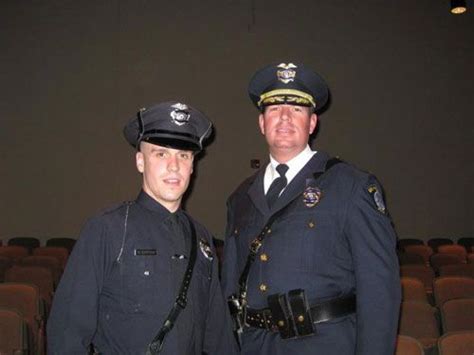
{"left": 309, "top": 113, "right": 318, "bottom": 135}
{"left": 136, "top": 151, "right": 145, "bottom": 173}
{"left": 258, "top": 113, "right": 265, "bottom": 135}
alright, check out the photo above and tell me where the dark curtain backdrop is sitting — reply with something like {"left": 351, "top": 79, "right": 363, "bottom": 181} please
{"left": 1, "top": 0, "right": 473, "bottom": 243}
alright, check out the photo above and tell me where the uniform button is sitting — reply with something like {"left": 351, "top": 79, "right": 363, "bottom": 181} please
{"left": 260, "top": 253, "right": 268, "bottom": 262}
{"left": 308, "top": 220, "right": 315, "bottom": 228}
{"left": 259, "top": 284, "right": 267, "bottom": 292}
{"left": 277, "top": 320, "right": 285, "bottom": 327}
{"left": 234, "top": 228, "right": 239, "bottom": 235}
{"left": 267, "top": 228, "right": 272, "bottom": 234}
{"left": 297, "top": 315, "right": 305, "bottom": 322}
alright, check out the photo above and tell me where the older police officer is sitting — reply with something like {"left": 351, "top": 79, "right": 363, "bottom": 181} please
{"left": 222, "top": 63, "right": 401, "bottom": 354}
{"left": 48, "top": 102, "right": 237, "bottom": 355}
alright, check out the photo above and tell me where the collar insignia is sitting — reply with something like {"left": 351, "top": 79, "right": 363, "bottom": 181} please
{"left": 277, "top": 63, "right": 297, "bottom": 84}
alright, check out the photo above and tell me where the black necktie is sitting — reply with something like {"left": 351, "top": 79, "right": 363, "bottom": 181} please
{"left": 266, "top": 164, "right": 289, "bottom": 208}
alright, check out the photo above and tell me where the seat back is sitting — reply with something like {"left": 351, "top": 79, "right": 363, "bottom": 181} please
{"left": 398, "top": 238, "right": 425, "bottom": 251}
{"left": 401, "top": 277, "right": 429, "bottom": 303}
{"left": 19, "top": 255, "right": 62, "bottom": 285}
{"left": 0, "top": 246, "right": 29, "bottom": 261}
{"left": 438, "top": 264, "right": 474, "bottom": 278}
{"left": 434, "top": 277, "right": 474, "bottom": 306}
{"left": 398, "top": 301, "right": 440, "bottom": 349}
{"left": 395, "top": 335, "right": 425, "bottom": 355}
{"left": 405, "top": 245, "right": 434, "bottom": 265}
{"left": 399, "top": 252, "right": 425, "bottom": 265}
{"left": 438, "top": 245, "right": 468, "bottom": 261}
{"left": 0, "top": 256, "right": 13, "bottom": 282}
{"left": 441, "top": 298, "right": 474, "bottom": 333}
{"left": 457, "top": 238, "right": 474, "bottom": 252}
{"left": 400, "top": 265, "right": 435, "bottom": 294}
{"left": 0, "top": 307, "right": 29, "bottom": 354}
{"left": 33, "top": 247, "right": 69, "bottom": 269}
{"left": 0, "top": 283, "right": 45, "bottom": 354}
{"left": 46, "top": 237, "right": 76, "bottom": 254}
{"left": 438, "top": 330, "right": 474, "bottom": 355}
{"left": 8, "top": 237, "right": 40, "bottom": 254}
{"left": 431, "top": 253, "right": 464, "bottom": 273}
{"left": 428, "top": 238, "right": 454, "bottom": 252}
{"left": 5, "top": 265, "right": 55, "bottom": 306}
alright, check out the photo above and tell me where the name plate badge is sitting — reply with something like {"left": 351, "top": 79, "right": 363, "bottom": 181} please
{"left": 134, "top": 249, "right": 157, "bottom": 256}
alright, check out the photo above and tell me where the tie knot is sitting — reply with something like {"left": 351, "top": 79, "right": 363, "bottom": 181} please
{"left": 276, "top": 164, "right": 289, "bottom": 177}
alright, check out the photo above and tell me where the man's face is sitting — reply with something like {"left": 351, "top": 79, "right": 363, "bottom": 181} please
{"left": 136, "top": 142, "right": 194, "bottom": 212}
{"left": 259, "top": 104, "right": 317, "bottom": 162}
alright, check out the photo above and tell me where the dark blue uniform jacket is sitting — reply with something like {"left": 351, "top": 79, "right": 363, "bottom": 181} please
{"left": 222, "top": 151, "right": 401, "bottom": 355}
{"left": 47, "top": 191, "right": 237, "bottom": 355}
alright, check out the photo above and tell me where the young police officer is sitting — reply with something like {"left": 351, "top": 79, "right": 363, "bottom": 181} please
{"left": 48, "top": 102, "right": 237, "bottom": 355}
{"left": 222, "top": 63, "right": 401, "bottom": 354}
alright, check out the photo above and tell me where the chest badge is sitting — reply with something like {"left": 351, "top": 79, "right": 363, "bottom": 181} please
{"left": 303, "top": 186, "right": 322, "bottom": 208}
{"left": 199, "top": 238, "right": 214, "bottom": 261}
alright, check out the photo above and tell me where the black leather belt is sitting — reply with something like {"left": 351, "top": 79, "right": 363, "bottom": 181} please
{"left": 246, "top": 294, "right": 356, "bottom": 332}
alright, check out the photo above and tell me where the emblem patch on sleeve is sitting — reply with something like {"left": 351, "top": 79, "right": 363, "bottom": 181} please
{"left": 367, "top": 185, "right": 386, "bottom": 214}
{"left": 303, "top": 186, "right": 322, "bottom": 208}
{"left": 199, "top": 238, "right": 214, "bottom": 261}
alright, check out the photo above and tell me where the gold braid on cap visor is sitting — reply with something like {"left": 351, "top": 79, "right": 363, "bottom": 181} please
{"left": 258, "top": 89, "right": 316, "bottom": 108}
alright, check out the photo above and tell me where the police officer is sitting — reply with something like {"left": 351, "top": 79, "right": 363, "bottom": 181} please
{"left": 47, "top": 102, "right": 238, "bottom": 354}
{"left": 222, "top": 63, "right": 401, "bottom": 354}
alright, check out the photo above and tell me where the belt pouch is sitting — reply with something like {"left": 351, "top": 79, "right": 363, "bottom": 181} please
{"left": 288, "top": 289, "right": 315, "bottom": 336}
{"left": 267, "top": 293, "right": 296, "bottom": 339}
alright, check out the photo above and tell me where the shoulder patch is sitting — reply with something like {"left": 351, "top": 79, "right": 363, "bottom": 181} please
{"left": 367, "top": 185, "right": 386, "bottom": 214}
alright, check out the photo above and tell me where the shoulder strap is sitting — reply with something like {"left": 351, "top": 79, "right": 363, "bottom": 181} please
{"left": 237, "top": 157, "right": 342, "bottom": 303}
{"left": 146, "top": 215, "right": 198, "bottom": 355}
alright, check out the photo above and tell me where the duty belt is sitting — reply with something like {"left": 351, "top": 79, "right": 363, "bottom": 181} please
{"left": 246, "top": 294, "right": 356, "bottom": 334}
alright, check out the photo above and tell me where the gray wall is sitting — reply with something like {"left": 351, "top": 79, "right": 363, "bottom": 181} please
{"left": 1, "top": 0, "right": 473, "bottom": 244}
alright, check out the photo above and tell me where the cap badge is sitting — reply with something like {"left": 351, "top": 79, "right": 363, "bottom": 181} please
{"left": 303, "top": 186, "right": 322, "bottom": 208}
{"left": 199, "top": 238, "right": 214, "bottom": 261}
{"left": 368, "top": 185, "right": 386, "bottom": 214}
{"left": 170, "top": 103, "right": 190, "bottom": 126}
{"left": 277, "top": 63, "right": 297, "bottom": 84}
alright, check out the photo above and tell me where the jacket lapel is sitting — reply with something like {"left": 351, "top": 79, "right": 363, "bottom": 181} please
{"left": 246, "top": 166, "right": 270, "bottom": 216}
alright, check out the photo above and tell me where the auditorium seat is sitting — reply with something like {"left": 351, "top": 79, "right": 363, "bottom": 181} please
{"left": 46, "top": 237, "right": 76, "bottom": 254}
{"left": 0, "top": 256, "right": 13, "bottom": 282}
{"left": 430, "top": 253, "right": 464, "bottom": 274}
{"left": 0, "top": 307, "right": 29, "bottom": 355}
{"left": 433, "top": 277, "right": 474, "bottom": 307}
{"left": 0, "top": 246, "right": 29, "bottom": 261}
{"left": 428, "top": 238, "right": 454, "bottom": 252}
{"left": 19, "top": 255, "right": 63, "bottom": 286}
{"left": 33, "top": 246, "right": 69, "bottom": 269}
{"left": 398, "top": 238, "right": 425, "bottom": 251}
{"left": 458, "top": 238, "right": 474, "bottom": 253}
{"left": 398, "top": 301, "right": 440, "bottom": 351}
{"left": 395, "top": 335, "right": 425, "bottom": 355}
{"left": 5, "top": 265, "right": 55, "bottom": 307}
{"left": 438, "top": 264, "right": 474, "bottom": 279}
{"left": 399, "top": 252, "right": 426, "bottom": 265}
{"left": 401, "top": 277, "right": 429, "bottom": 303}
{"left": 0, "top": 283, "right": 46, "bottom": 354}
{"left": 8, "top": 237, "right": 40, "bottom": 254}
{"left": 438, "top": 245, "right": 468, "bottom": 261}
{"left": 438, "top": 330, "right": 474, "bottom": 355}
{"left": 400, "top": 265, "right": 435, "bottom": 295}
{"left": 405, "top": 245, "right": 434, "bottom": 266}
{"left": 441, "top": 298, "right": 474, "bottom": 333}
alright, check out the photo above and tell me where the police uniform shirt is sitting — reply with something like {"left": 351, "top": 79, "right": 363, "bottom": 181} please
{"left": 47, "top": 190, "right": 237, "bottom": 355}
{"left": 222, "top": 151, "right": 401, "bottom": 355}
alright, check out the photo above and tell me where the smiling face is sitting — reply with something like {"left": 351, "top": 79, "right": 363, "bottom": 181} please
{"left": 259, "top": 104, "right": 317, "bottom": 163}
{"left": 136, "top": 142, "right": 194, "bottom": 212}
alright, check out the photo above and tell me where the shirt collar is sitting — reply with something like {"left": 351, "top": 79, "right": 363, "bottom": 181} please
{"left": 136, "top": 190, "right": 177, "bottom": 217}
{"left": 269, "top": 145, "right": 316, "bottom": 183}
